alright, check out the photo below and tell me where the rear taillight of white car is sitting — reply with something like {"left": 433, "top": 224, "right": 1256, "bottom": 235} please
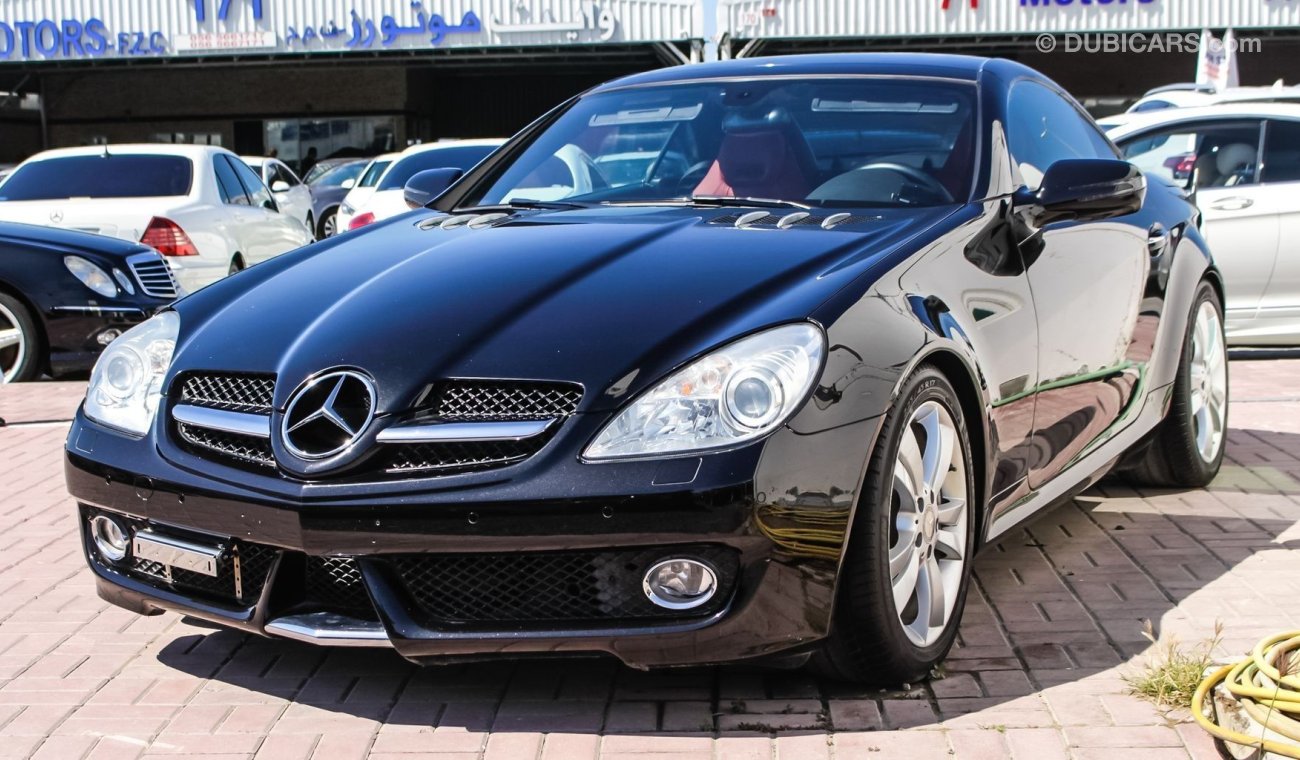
{"left": 141, "top": 217, "right": 199, "bottom": 257}
{"left": 348, "top": 212, "right": 376, "bottom": 231}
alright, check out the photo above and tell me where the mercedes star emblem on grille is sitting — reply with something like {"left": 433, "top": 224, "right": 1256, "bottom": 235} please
{"left": 281, "top": 370, "right": 376, "bottom": 460}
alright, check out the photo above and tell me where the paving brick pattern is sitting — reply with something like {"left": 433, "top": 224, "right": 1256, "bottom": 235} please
{"left": 1, "top": 359, "right": 1298, "bottom": 759}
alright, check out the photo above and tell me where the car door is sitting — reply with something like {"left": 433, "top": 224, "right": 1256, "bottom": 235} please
{"left": 1006, "top": 80, "right": 1154, "bottom": 490}
{"left": 1118, "top": 120, "right": 1277, "bottom": 334}
{"left": 1254, "top": 118, "right": 1300, "bottom": 339}
{"left": 269, "top": 160, "right": 314, "bottom": 231}
{"left": 225, "top": 155, "right": 304, "bottom": 264}
{"left": 211, "top": 154, "right": 259, "bottom": 273}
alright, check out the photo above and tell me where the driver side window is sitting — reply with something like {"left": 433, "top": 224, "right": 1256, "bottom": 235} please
{"left": 1007, "top": 81, "right": 1116, "bottom": 189}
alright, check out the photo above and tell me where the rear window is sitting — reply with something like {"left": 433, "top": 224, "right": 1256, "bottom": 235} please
{"left": 377, "top": 146, "right": 496, "bottom": 191}
{"left": 0, "top": 155, "right": 193, "bottom": 200}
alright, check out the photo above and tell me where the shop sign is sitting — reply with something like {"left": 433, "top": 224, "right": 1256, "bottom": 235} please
{"left": 174, "top": 30, "right": 278, "bottom": 52}
{"left": 0, "top": 18, "right": 168, "bottom": 59}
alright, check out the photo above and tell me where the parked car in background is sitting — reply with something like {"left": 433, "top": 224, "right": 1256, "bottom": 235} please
{"left": 242, "top": 157, "right": 316, "bottom": 238}
{"left": 306, "top": 158, "right": 367, "bottom": 238}
{"left": 0, "top": 145, "right": 312, "bottom": 293}
{"left": 302, "top": 157, "right": 358, "bottom": 185}
{"left": 1126, "top": 81, "right": 1300, "bottom": 114}
{"left": 0, "top": 221, "right": 179, "bottom": 382}
{"left": 68, "top": 54, "right": 1225, "bottom": 686}
{"left": 335, "top": 152, "right": 398, "bottom": 233}
{"left": 0, "top": 164, "right": 15, "bottom": 184}
{"left": 346, "top": 140, "right": 504, "bottom": 231}
{"left": 1110, "top": 103, "right": 1300, "bottom": 345}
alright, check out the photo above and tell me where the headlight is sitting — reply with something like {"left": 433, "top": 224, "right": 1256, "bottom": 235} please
{"left": 64, "top": 256, "right": 118, "bottom": 298}
{"left": 84, "top": 311, "right": 179, "bottom": 435}
{"left": 584, "top": 323, "right": 825, "bottom": 460}
{"left": 340, "top": 201, "right": 355, "bottom": 215}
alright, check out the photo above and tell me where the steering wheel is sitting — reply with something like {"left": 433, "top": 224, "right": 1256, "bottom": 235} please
{"left": 855, "top": 163, "right": 955, "bottom": 204}
{"left": 676, "top": 161, "right": 714, "bottom": 193}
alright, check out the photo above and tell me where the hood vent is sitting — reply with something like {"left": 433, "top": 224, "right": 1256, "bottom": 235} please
{"left": 709, "top": 212, "right": 881, "bottom": 230}
{"left": 423, "top": 212, "right": 513, "bottom": 231}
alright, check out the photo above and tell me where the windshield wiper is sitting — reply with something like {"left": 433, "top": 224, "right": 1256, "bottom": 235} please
{"left": 688, "top": 195, "right": 812, "bottom": 210}
{"left": 456, "top": 199, "right": 594, "bottom": 213}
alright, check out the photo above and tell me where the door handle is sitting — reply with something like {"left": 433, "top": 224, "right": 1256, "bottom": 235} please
{"left": 1209, "top": 197, "right": 1254, "bottom": 211}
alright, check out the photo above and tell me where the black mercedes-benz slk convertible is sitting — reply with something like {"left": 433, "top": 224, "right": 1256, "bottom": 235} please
{"left": 65, "top": 54, "right": 1227, "bottom": 684}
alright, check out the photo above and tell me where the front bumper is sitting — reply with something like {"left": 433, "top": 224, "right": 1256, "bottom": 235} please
{"left": 66, "top": 410, "right": 876, "bottom": 668}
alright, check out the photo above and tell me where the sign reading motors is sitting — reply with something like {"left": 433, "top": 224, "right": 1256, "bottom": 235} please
{"left": 0, "top": 19, "right": 168, "bottom": 59}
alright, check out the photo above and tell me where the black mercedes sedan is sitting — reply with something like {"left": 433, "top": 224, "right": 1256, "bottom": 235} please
{"left": 1, "top": 222, "right": 180, "bottom": 383}
{"left": 65, "top": 54, "right": 1225, "bottom": 684}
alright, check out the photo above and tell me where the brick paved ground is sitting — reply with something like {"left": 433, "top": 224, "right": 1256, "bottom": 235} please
{"left": 1, "top": 359, "right": 1298, "bottom": 759}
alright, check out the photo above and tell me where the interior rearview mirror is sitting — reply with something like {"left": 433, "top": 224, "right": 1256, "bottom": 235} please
{"left": 1013, "top": 158, "right": 1145, "bottom": 226}
{"left": 404, "top": 168, "right": 463, "bottom": 209}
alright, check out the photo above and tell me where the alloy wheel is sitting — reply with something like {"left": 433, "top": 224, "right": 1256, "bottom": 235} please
{"left": 1189, "top": 300, "right": 1228, "bottom": 463}
{"left": 889, "top": 400, "right": 969, "bottom": 647}
{"left": 0, "top": 301, "right": 27, "bottom": 384}
{"left": 322, "top": 213, "right": 337, "bottom": 238}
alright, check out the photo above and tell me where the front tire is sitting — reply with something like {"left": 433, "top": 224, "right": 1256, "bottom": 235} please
{"left": 1123, "top": 280, "right": 1228, "bottom": 488}
{"left": 812, "top": 366, "right": 976, "bottom": 684}
{"left": 0, "top": 292, "right": 41, "bottom": 383}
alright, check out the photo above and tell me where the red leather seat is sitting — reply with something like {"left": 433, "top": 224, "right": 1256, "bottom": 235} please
{"left": 694, "top": 112, "right": 816, "bottom": 200}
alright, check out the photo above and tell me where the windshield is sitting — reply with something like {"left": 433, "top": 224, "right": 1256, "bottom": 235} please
{"left": 311, "top": 161, "right": 365, "bottom": 188}
{"left": 377, "top": 146, "right": 498, "bottom": 191}
{"left": 0, "top": 155, "right": 194, "bottom": 200}
{"left": 465, "top": 78, "right": 977, "bottom": 209}
{"left": 358, "top": 160, "right": 393, "bottom": 188}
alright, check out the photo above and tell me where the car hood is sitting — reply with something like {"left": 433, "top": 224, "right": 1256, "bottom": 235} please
{"left": 0, "top": 220, "right": 153, "bottom": 261}
{"left": 171, "top": 205, "right": 957, "bottom": 415}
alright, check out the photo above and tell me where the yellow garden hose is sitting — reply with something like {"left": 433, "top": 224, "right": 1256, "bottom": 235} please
{"left": 1193, "top": 631, "right": 1300, "bottom": 758}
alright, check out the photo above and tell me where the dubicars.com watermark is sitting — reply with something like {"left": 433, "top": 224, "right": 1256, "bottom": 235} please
{"left": 1036, "top": 32, "right": 1262, "bottom": 55}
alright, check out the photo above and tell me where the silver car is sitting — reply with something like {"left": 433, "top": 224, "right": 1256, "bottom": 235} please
{"left": 1110, "top": 104, "right": 1300, "bottom": 345}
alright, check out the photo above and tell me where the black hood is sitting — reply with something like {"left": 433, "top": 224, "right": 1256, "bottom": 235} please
{"left": 171, "top": 205, "right": 956, "bottom": 415}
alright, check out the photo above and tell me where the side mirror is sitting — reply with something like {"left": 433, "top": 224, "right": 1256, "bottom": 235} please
{"left": 1014, "top": 158, "right": 1145, "bottom": 226}
{"left": 404, "top": 168, "right": 463, "bottom": 209}
{"left": 341, "top": 178, "right": 356, "bottom": 189}
{"left": 270, "top": 180, "right": 291, "bottom": 193}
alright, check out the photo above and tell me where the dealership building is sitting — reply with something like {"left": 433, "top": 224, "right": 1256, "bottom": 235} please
{"left": 2, "top": 0, "right": 1299, "bottom": 164}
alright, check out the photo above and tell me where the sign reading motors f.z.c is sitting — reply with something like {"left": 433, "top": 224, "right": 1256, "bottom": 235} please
{"left": 0, "top": 0, "right": 259, "bottom": 59}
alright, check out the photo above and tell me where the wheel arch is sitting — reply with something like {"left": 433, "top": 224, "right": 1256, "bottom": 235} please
{"left": 906, "top": 346, "right": 991, "bottom": 546}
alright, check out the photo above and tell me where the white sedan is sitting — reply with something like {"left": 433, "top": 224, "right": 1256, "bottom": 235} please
{"left": 346, "top": 140, "right": 504, "bottom": 231}
{"left": 335, "top": 152, "right": 399, "bottom": 234}
{"left": 1110, "top": 103, "right": 1300, "bottom": 345}
{"left": 0, "top": 145, "right": 313, "bottom": 293}
{"left": 242, "top": 156, "right": 316, "bottom": 238}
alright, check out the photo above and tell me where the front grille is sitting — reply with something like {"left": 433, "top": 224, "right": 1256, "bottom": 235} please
{"left": 304, "top": 557, "right": 374, "bottom": 617}
{"left": 180, "top": 372, "right": 276, "bottom": 414}
{"left": 424, "top": 380, "right": 582, "bottom": 422}
{"left": 127, "top": 252, "right": 180, "bottom": 299}
{"left": 177, "top": 422, "right": 275, "bottom": 468}
{"left": 383, "top": 437, "right": 551, "bottom": 474}
{"left": 391, "top": 545, "right": 738, "bottom": 625}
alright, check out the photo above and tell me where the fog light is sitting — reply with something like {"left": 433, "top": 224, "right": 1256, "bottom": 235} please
{"left": 90, "top": 514, "right": 129, "bottom": 562}
{"left": 96, "top": 328, "right": 123, "bottom": 346}
{"left": 643, "top": 558, "right": 717, "bottom": 610}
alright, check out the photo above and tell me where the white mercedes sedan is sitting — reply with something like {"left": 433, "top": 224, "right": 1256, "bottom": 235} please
{"left": 1110, "top": 104, "right": 1300, "bottom": 345}
{"left": 0, "top": 145, "right": 313, "bottom": 293}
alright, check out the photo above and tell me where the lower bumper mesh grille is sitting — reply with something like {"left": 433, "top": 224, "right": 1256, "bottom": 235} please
{"left": 391, "top": 545, "right": 738, "bottom": 624}
{"left": 304, "top": 557, "right": 374, "bottom": 618}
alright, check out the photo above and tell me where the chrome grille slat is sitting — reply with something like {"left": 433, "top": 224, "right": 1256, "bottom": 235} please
{"left": 126, "top": 251, "right": 180, "bottom": 299}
